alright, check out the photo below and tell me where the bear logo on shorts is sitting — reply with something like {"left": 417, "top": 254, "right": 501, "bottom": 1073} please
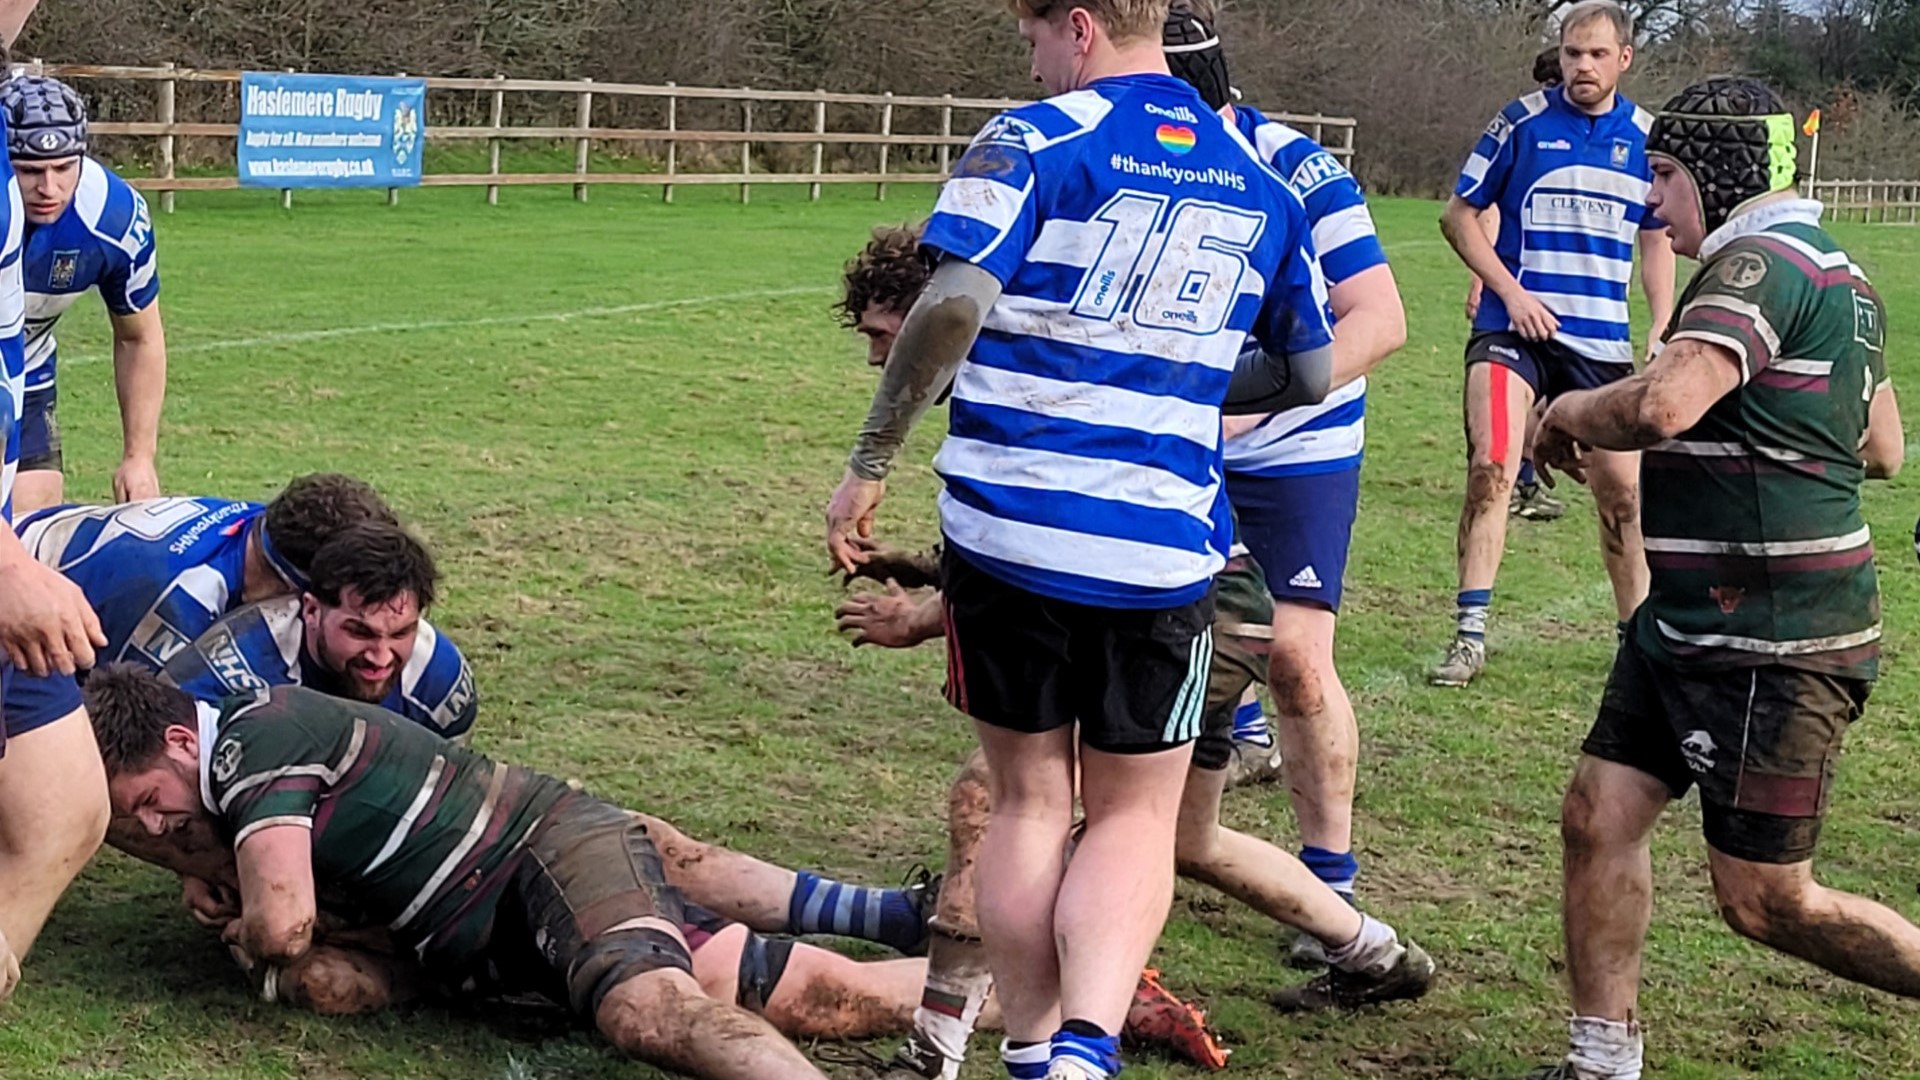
{"left": 1680, "top": 730, "right": 1717, "bottom": 775}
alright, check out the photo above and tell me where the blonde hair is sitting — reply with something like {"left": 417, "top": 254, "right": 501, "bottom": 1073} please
{"left": 1006, "top": 0, "right": 1170, "bottom": 45}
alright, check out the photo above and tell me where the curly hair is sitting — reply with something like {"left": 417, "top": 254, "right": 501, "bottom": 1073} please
{"left": 835, "top": 224, "right": 934, "bottom": 326}
{"left": 1533, "top": 46, "right": 1563, "bottom": 87}
{"left": 84, "top": 664, "right": 197, "bottom": 774}
{"left": 263, "top": 473, "right": 399, "bottom": 579}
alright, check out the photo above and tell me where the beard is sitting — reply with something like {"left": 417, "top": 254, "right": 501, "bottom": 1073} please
{"left": 311, "top": 633, "right": 401, "bottom": 703}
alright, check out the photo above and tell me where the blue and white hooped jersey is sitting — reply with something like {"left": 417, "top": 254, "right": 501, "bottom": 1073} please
{"left": 1222, "top": 106, "right": 1388, "bottom": 478}
{"left": 23, "top": 156, "right": 159, "bottom": 393}
{"left": 0, "top": 125, "right": 26, "bottom": 522}
{"left": 164, "top": 596, "right": 478, "bottom": 741}
{"left": 922, "top": 73, "right": 1334, "bottom": 609}
{"left": 1454, "top": 87, "right": 1657, "bottom": 364}
{"left": 16, "top": 497, "right": 263, "bottom": 669}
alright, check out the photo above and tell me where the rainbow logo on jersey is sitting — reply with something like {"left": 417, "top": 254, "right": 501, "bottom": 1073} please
{"left": 1156, "top": 124, "right": 1197, "bottom": 155}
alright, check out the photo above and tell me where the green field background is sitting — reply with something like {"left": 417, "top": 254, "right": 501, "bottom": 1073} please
{"left": 4, "top": 182, "right": 1916, "bottom": 1078}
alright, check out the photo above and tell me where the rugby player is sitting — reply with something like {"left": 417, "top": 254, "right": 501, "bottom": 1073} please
{"left": 825, "top": 1, "right": 1343, "bottom": 1070}
{"left": 832, "top": 217, "right": 1428, "bottom": 1078}
{"left": 1433, "top": 0, "right": 1676, "bottom": 687}
{"left": 14, "top": 474, "right": 397, "bottom": 671}
{"left": 85, "top": 667, "right": 937, "bottom": 1079}
{"left": 1165, "top": 0, "right": 1409, "bottom": 964}
{"left": 0, "top": 8, "right": 115, "bottom": 1004}
{"left": 1524, "top": 77, "right": 1912, "bottom": 1079}
{"left": 165, "top": 521, "right": 477, "bottom": 741}
{"left": 4, "top": 76, "right": 167, "bottom": 514}
{"left": 1469, "top": 47, "right": 1570, "bottom": 524}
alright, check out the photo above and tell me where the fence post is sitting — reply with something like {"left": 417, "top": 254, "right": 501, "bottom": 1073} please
{"left": 740, "top": 91, "right": 753, "bottom": 205}
{"left": 387, "top": 72, "right": 406, "bottom": 206}
{"left": 27, "top": 57, "right": 41, "bottom": 76}
{"left": 574, "top": 77, "right": 593, "bottom": 203}
{"left": 487, "top": 73, "right": 504, "bottom": 206}
{"left": 938, "top": 94, "right": 954, "bottom": 178}
{"left": 664, "top": 81, "right": 677, "bottom": 204}
{"left": 1343, "top": 120, "right": 1357, "bottom": 172}
{"left": 877, "top": 91, "right": 894, "bottom": 201}
{"left": 810, "top": 92, "right": 827, "bottom": 202}
{"left": 280, "top": 68, "right": 295, "bottom": 210}
{"left": 157, "top": 62, "right": 176, "bottom": 214}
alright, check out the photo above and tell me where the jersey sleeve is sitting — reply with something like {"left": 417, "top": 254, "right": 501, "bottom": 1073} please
{"left": 922, "top": 112, "right": 1042, "bottom": 286}
{"left": 1252, "top": 195, "right": 1336, "bottom": 360}
{"left": 97, "top": 189, "right": 159, "bottom": 316}
{"left": 1454, "top": 106, "right": 1521, "bottom": 210}
{"left": 1265, "top": 135, "right": 1388, "bottom": 286}
{"left": 206, "top": 709, "right": 328, "bottom": 846}
{"left": 1665, "top": 242, "right": 1803, "bottom": 383}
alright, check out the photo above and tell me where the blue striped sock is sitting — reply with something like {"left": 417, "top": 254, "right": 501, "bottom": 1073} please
{"left": 1456, "top": 589, "right": 1492, "bottom": 642}
{"left": 1301, "top": 846, "right": 1359, "bottom": 898}
{"left": 786, "top": 871, "right": 921, "bottom": 952}
{"left": 1051, "top": 1023, "right": 1121, "bottom": 1078}
{"left": 1002, "top": 1040, "right": 1050, "bottom": 1079}
{"left": 1231, "top": 699, "right": 1272, "bottom": 748}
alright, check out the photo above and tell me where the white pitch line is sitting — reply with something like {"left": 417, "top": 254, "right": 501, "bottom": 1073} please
{"left": 64, "top": 285, "right": 829, "bottom": 365}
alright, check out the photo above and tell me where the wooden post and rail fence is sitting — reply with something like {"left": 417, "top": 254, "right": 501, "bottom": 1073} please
{"left": 24, "top": 60, "right": 1360, "bottom": 211}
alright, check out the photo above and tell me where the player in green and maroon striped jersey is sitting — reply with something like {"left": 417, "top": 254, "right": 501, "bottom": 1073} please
{"left": 1521, "top": 76, "right": 1914, "bottom": 1080}
{"left": 81, "top": 666, "right": 971, "bottom": 1080}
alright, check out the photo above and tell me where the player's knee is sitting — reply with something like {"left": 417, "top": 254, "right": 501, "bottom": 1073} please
{"left": 1173, "top": 815, "right": 1221, "bottom": 879}
{"left": 1266, "top": 635, "right": 1324, "bottom": 717}
{"left": 632, "top": 813, "right": 709, "bottom": 880}
{"left": 1465, "top": 460, "right": 1511, "bottom": 511}
{"left": 1559, "top": 775, "right": 1609, "bottom": 856}
{"left": 1710, "top": 862, "right": 1815, "bottom": 946}
{"left": 597, "top": 967, "right": 708, "bottom": 1064}
{"left": 950, "top": 749, "right": 993, "bottom": 825}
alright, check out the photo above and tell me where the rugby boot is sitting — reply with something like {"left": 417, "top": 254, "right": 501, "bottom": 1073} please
{"left": 1520, "top": 1064, "right": 1601, "bottom": 1080}
{"left": 1269, "top": 940, "right": 1435, "bottom": 1012}
{"left": 878, "top": 1031, "right": 952, "bottom": 1079}
{"left": 899, "top": 865, "right": 943, "bottom": 956}
{"left": 1122, "top": 968, "right": 1230, "bottom": 1070}
{"left": 1428, "top": 637, "right": 1486, "bottom": 687}
{"left": 1222, "top": 737, "right": 1285, "bottom": 788}
{"left": 1510, "top": 480, "right": 1567, "bottom": 521}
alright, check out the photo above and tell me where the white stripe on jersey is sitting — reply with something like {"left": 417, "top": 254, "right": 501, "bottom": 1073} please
{"left": 937, "top": 490, "right": 1223, "bottom": 590}
{"left": 981, "top": 291, "right": 1259, "bottom": 369}
{"left": 1530, "top": 290, "right": 1630, "bottom": 324}
{"left": 1040, "top": 91, "right": 1116, "bottom": 143}
{"left": 1027, "top": 217, "right": 1110, "bottom": 267}
{"left": 1528, "top": 164, "right": 1652, "bottom": 206}
{"left": 1312, "top": 203, "right": 1378, "bottom": 256}
{"left": 952, "top": 363, "right": 1223, "bottom": 450}
{"left": 943, "top": 176, "right": 1032, "bottom": 235}
{"left": 1222, "top": 378, "right": 1366, "bottom": 473}
{"left": 936, "top": 437, "right": 1218, "bottom": 525}
{"left": 1521, "top": 249, "right": 1630, "bottom": 279}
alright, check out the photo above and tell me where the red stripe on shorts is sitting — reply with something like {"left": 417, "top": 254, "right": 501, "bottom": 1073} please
{"left": 942, "top": 597, "right": 969, "bottom": 714}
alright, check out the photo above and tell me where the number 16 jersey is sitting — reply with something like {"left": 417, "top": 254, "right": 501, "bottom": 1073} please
{"left": 923, "top": 73, "right": 1333, "bottom": 610}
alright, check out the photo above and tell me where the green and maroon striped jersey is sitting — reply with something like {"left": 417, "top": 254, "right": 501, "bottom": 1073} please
{"left": 1638, "top": 202, "right": 1887, "bottom": 678}
{"left": 203, "top": 686, "right": 572, "bottom": 964}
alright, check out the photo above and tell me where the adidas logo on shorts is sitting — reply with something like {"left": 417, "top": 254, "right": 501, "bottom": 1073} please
{"left": 1288, "top": 565, "right": 1323, "bottom": 589}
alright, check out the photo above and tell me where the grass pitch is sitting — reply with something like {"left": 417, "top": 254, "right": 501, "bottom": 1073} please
{"left": 5, "top": 181, "right": 1918, "bottom": 1079}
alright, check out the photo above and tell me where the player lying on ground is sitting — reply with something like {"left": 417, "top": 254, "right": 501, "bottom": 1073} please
{"left": 3, "top": 75, "right": 168, "bottom": 514}
{"left": 1523, "top": 76, "right": 1910, "bottom": 1080}
{"left": 86, "top": 668, "right": 964, "bottom": 1079}
{"left": 831, "top": 223, "right": 1433, "bottom": 1080}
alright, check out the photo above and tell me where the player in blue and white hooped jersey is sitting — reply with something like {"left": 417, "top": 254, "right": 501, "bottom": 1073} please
{"left": 823, "top": 1, "right": 1337, "bottom": 1072}
{"left": 165, "top": 521, "right": 478, "bottom": 742}
{"left": 14, "top": 474, "right": 396, "bottom": 672}
{"left": 3, "top": 76, "right": 167, "bottom": 515}
{"left": 1434, "top": 0, "right": 1676, "bottom": 688}
{"left": 1165, "top": 0, "right": 1412, "bottom": 973}
{"left": 0, "top": 47, "right": 119, "bottom": 1008}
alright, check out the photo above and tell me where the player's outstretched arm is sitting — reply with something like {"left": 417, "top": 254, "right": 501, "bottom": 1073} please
{"left": 225, "top": 823, "right": 318, "bottom": 964}
{"left": 1534, "top": 338, "right": 1743, "bottom": 486}
{"left": 0, "top": 528, "right": 105, "bottom": 675}
{"left": 108, "top": 301, "right": 167, "bottom": 502}
{"left": 827, "top": 260, "right": 1002, "bottom": 574}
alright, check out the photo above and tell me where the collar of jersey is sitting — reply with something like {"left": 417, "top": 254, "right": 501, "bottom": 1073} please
{"left": 1547, "top": 85, "right": 1636, "bottom": 129}
{"left": 1699, "top": 198, "right": 1824, "bottom": 261}
{"left": 195, "top": 701, "right": 222, "bottom": 813}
